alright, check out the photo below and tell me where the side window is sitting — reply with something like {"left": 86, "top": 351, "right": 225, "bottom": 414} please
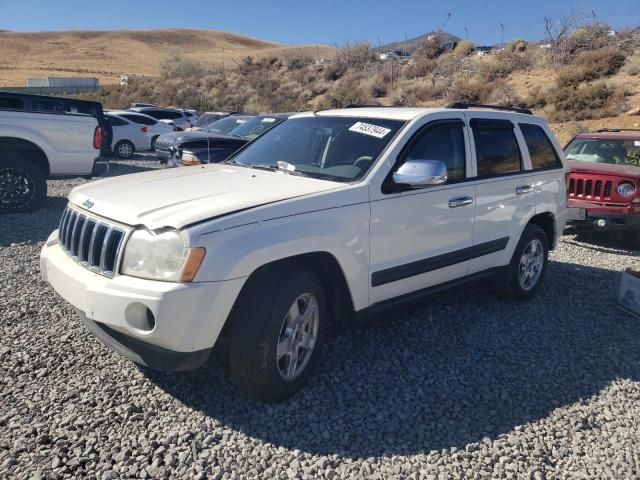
{"left": 519, "top": 124, "right": 562, "bottom": 170}
{"left": 144, "top": 110, "right": 162, "bottom": 119}
{"left": 106, "top": 116, "right": 127, "bottom": 126}
{"left": 162, "top": 111, "right": 182, "bottom": 120}
{"left": 31, "top": 100, "right": 63, "bottom": 112}
{"left": 0, "top": 97, "right": 24, "bottom": 109}
{"left": 472, "top": 122, "right": 522, "bottom": 177}
{"left": 123, "top": 114, "right": 156, "bottom": 125}
{"left": 402, "top": 124, "right": 466, "bottom": 182}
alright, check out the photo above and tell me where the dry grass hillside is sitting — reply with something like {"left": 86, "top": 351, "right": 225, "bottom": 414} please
{"left": 0, "top": 28, "right": 336, "bottom": 86}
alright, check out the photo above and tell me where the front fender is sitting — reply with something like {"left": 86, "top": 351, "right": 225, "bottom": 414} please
{"left": 192, "top": 203, "right": 371, "bottom": 311}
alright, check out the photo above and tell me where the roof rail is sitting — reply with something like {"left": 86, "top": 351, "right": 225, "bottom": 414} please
{"left": 596, "top": 128, "right": 640, "bottom": 133}
{"left": 447, "top": 102, "right": 533, "bottom": 115}
{"left": 344, "top": 104, "right": 387, "bottom": 108}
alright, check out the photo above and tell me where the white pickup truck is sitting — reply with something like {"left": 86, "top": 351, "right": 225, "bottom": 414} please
{"left": 41, "top": 105, "right": 567, "bottom": 401}
{"left": 0, "top": 109, "right": 108, "bottom": 213}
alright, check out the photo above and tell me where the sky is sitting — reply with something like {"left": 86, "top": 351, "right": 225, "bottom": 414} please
{"left": 0, "top": 0, "right": 638, "bottom": 46}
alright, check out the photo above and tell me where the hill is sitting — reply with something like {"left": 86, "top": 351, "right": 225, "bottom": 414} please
{"left": 380, "top": 30, "right": 462, "bottom": 54}
{"left": 0, "top": 28, "right": 336, "bottom": 86}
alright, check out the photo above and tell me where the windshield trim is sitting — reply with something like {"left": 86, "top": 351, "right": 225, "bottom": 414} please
{"left": 225, "top": 116, "right": 409, "bottom": 184}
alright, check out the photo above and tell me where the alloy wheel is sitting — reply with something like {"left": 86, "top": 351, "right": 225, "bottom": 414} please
{"left": 0, "top": 167, "right": 35, "bottom": 209}
{"left": 518, "top": 238, "right": 544, "bottom": 291}
{"left": 276, "top": 293, "right": 319, "bottom": 381}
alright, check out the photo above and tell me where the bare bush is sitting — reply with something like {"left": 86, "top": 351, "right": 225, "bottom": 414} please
{"left": 556, "top": 47, "right": 626, "bottom": 86}
{"left": 623, "top": 49, "right": 640, "bottom": 76}
{"left": 414, "top": 38, "right": 443, "bottom": 60}
{"left": 335, "top": 42, "right": 377, "bottom": 71}
{"left": 159, "top": 50, "right": 206, "bottom": 79}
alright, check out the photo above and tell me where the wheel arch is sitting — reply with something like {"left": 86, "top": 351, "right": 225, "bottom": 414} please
{"left": 0, "top": 136, "right": 50, "bottom": 176}
{"left": 224, "top": 251, "right": 356, "bottom": 335}
{"left": 527, "top": 211, "right": 556, "bottom": 249}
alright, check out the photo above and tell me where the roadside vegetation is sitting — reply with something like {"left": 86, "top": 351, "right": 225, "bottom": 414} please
{"left": 79, "top": 16, "right": 639, "bottom": 122}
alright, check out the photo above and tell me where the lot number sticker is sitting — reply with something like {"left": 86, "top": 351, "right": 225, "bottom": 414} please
{"left": 349, "top": 122, "right": 391, "bottom": 139}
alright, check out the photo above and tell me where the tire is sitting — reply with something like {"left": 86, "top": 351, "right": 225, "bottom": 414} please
{"left": 228, "top": 265, "right": 328, "bottom": 402}
{"left": 497, "top": 224, "right": 549, "bottom": 300}
{"left": 150, "top": 136, "right": 159, "bottom": 151}
{"left": 114, "top": 140, "right": 135, "bottom": 159}
{"left": 0, "top": 159, "right": 46, "bottom": 214}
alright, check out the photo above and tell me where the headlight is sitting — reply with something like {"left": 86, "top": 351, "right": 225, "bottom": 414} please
{"left": 181, "top": 151, "right": 202, "bottom": 165}
{"left": 121, "top": 229, "right": 205, "bottom": 282}
{"left": 616, "top": 182, "right": 636, "bottom": 197}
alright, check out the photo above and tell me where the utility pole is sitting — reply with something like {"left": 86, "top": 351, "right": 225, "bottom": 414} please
{"left": 404, "top": 33, "right": 408, "bottom": 57}
{"left": 464, "top": 27, "right": 469, "bottom": 40}
{"left": 499, "top": 23, "right": 504, "bottom": 49}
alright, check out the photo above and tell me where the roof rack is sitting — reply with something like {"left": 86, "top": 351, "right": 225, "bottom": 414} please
{"left": 596, "top": 128, "right": 640, "bottom": 133}
{"left": 447, "top": 102, "right": 533, "bottom": 115}
{"left": 344, "top": 104, "right": 387, "bottom": 108}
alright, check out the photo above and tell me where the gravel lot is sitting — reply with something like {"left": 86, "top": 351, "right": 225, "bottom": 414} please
{"left": 2, "top": 156, "right": 640, "bottom": 479}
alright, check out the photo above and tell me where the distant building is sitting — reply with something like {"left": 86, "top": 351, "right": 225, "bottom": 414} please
{"left": 474, "top": 46, "right": 493, "bottom": 56}
{"left": 26, "top": 77, "right": 99, "bottom": 88}
{"left": 379, "top": 50, "right": 410, "bottom": 61}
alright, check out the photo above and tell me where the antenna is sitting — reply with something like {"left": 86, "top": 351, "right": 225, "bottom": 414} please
{"left": 441, "top": 12, "right": 452, "bottom": 29}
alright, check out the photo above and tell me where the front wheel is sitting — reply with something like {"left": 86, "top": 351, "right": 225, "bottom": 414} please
{"left": 0, "top": 159, "right": 46, "bottom": 213}
{"left": 228, "top": 266, "right": 327, "bottom": 402}
{"left": 497, "top": 224, "right": 549, "bottom": 300}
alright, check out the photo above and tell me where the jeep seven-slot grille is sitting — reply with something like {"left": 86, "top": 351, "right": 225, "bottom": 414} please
{"left": 58, "top": 207, "right": 126, "bottom": 277}
{"left": 569, "top": 177, "right": 613, "bottom": 201}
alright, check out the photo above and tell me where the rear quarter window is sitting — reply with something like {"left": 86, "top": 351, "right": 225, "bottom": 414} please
{"left": 520, "top": 124, "right": 562, "bottom": 170}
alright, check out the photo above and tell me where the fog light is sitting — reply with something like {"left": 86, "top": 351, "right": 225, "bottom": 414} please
{"left": 125, "top": 302, "right": 156, "bottom": 332}
{"left": 596, "top": 219, "right": 607, "bottom": 228}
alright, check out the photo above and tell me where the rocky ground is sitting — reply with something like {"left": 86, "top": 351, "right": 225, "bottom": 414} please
{"left": 1, "top": 156, "right": 640, "bottom": 479}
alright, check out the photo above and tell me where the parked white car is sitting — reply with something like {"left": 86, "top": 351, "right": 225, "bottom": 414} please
{"left": 128, "top": 107, "right": 192, "bottom": 130}
{"left": 41, "top": 105, "right": 568, "bottom": 401}
{"left": 105, "top": 113, "right": 152, "bottom": 159}
{"left": 109, "top": 110, "right": 173, "bottom": 150}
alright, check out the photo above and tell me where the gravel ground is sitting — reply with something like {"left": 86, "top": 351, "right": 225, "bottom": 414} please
{"left": 2, "top": 156, "right": 640, "bottom": 479}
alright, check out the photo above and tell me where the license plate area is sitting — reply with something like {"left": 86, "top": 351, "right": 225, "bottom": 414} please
{"left": 567, "top": 207, "right": 586, "bottom": 221}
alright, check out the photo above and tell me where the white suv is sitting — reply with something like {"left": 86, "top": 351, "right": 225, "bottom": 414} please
{"left": 41, "top": 105, "right": 568, "bottom": 401}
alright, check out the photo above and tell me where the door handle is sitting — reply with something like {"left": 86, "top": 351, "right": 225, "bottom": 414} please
{"left": 448, "top": 196, "right": 474, "bottom": 208}
{"left": 516, "top": 185, "right": 534, "bottom": 195}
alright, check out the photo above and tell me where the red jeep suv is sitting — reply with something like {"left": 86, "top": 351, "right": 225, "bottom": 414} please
{"left": 565, "top": 129, "right": 640, "bottom": 244}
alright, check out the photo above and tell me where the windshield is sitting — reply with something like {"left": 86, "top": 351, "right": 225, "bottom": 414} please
{"left": 205, "top": 116, "right": 252, "bottom": 135}
{"left": 228, "top": 115, "right": 284, "bottom": 140}
{"left": 229, "top": 116, "right": 405, "bottom": 182}
{"left": 194, "top": 113, "right": 224, "bottom": 127}
{"left": 565, "top": 138, "right": 640, "bottom": 167}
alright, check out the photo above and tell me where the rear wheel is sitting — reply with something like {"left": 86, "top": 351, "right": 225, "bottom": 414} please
{"left": 115, "top": 140, "right": 135, "bottom": 159}
{"left": 228, "top": 265, "right": 327, "bottom": 402}
{"left": 497, "top": 224, "right": 549, "bottom": 299}
{"left": 0, "top": 159, "right": 46, "bottom": 213}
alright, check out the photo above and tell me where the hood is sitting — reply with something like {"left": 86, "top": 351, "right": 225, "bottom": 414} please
{"left": 568, "top": 160, "right": 640, "bottom": 178}
{"left": 68, "top": 164, "right": 343, "bottom": 229}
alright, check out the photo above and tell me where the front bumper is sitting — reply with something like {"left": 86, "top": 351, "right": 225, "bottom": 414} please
{"left": 40, "top": 232, "right": 246, "bottom": 370}
{"left": 78, "top": 310, "right": 210, "bottom": 370}
{"left": 566, "top": 200, "right": 640, "bottom": 232}
{"left": 155, "top": 148, "right": 172, "bottom": 162}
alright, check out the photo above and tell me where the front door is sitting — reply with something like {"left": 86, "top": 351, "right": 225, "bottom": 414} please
{"left": 369, "top": 114, "right": 476, "bottom": 304}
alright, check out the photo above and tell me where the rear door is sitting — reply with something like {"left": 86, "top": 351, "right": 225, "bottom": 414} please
{"left": 465, "top": 113, "right": 537, "bottom": 273}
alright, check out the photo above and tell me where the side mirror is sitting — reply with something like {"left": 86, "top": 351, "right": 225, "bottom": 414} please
{"left": 392, "top": 159, "right": 448, "bottom": 187}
